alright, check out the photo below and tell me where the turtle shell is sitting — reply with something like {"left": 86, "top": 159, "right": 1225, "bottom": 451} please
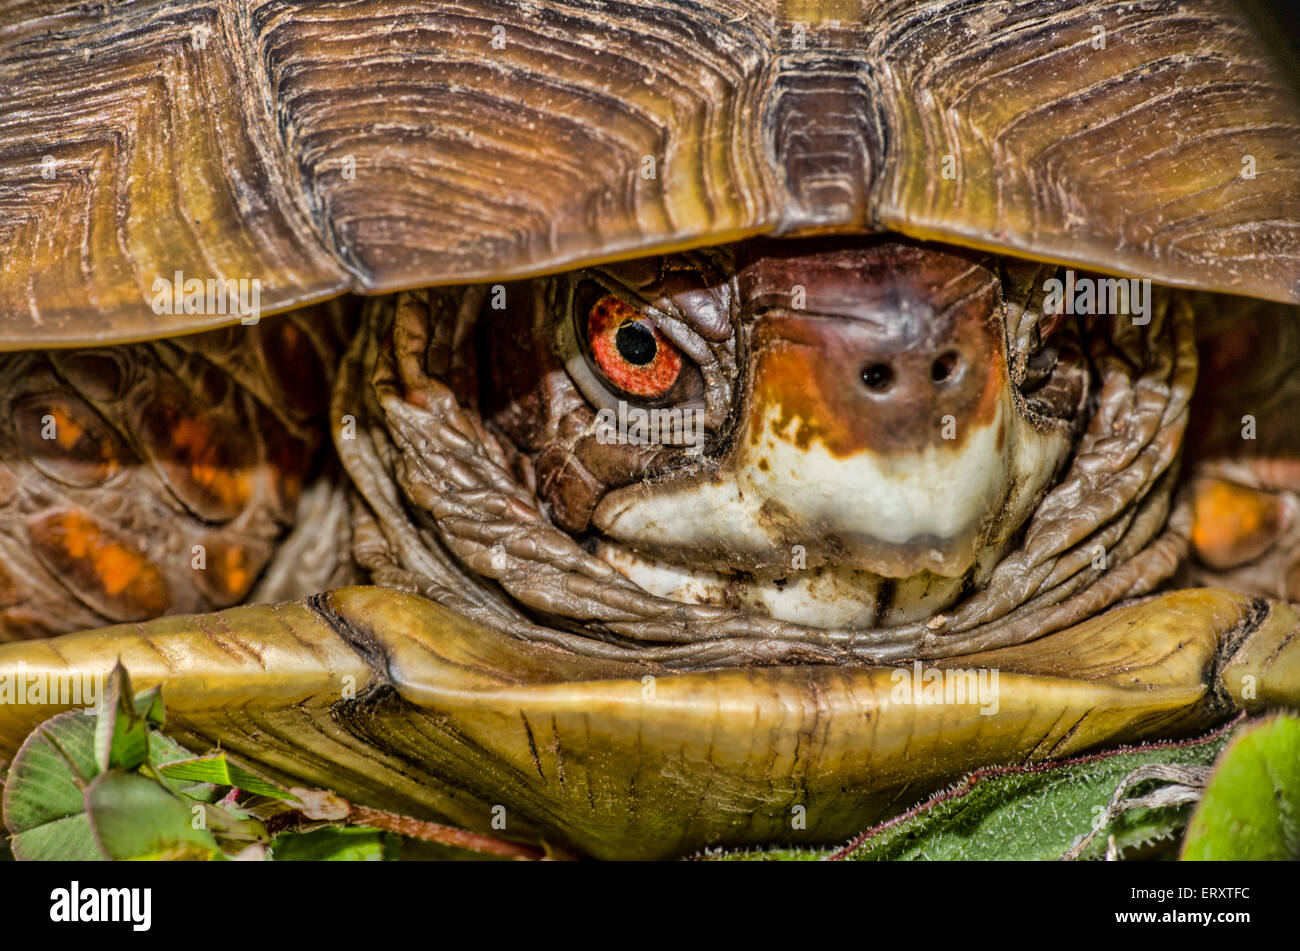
{"left": 0, "top": 0, "right": 1298, "bottom": 348}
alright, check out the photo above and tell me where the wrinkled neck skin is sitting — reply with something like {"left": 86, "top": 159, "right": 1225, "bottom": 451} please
{"left": 489, "top": 238, "right": 1084, "bottom": 627}
{"left": 343, "top": 234, "right": 1193, "bottom": 666}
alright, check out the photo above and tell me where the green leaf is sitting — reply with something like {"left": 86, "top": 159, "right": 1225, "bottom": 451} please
{"left": 92, "top": 663, "right": 152, "bottom": 774}
{"left": 190, "top": 800, "right": 271, "bottom": 846}
{"left": 1181, "top": 714, "right": 1300, "bottom": 860}
{"left": 2, "top": 671, "right": 278, "bottom": 860}
{"left": 270, "top": 826, "right": 395, "bottom": 861}
{"left": 133, "top": 685, "right": 165, "bottom": 728}
{"left": 704, "top": 724, "right": 1236, "bottom": 861}
{"left": 3, "top": 685, "right": 204, "bottom": 860}
{"left": 158, "top": 753, "right": 298, "bottom": 801}
{"left": 2, "top": 710, "right": 104, "bottom": 861}
{"left": 85, "top": 772, "right": 223, "bottom": 861}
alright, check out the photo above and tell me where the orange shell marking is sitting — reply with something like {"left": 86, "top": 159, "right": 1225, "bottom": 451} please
{"left": 27, "top": 510, "right": 169, "bottom": 622}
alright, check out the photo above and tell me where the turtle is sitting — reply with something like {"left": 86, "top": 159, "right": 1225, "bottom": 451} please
{"left": 0, "top": 0, "right": 1299, "bottom": 861}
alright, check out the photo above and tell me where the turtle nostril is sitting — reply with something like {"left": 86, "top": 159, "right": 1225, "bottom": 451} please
{"left": 930, "top": 351, "right": 961, "bottom": 385}
{"left": 860, "top": 362, "right": 894, "bottom": 391}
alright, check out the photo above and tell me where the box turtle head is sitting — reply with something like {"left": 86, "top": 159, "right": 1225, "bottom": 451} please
{"left": 474, "top": 237, "right": 1084, "bottom": 633}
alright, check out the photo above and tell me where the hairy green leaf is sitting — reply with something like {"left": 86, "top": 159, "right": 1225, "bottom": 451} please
{"left": 706, "top": 723, "right": 1237, "bottom": 861}
{"left": 3, "top": 710, "right": 103, "bottom": 860}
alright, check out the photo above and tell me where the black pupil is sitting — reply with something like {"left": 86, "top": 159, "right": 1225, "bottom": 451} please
{"left": 615, "top": 321, "right": 658, "bottom": 366}
{"left": 861, "top": 363, "right": 894, "bottom": 390}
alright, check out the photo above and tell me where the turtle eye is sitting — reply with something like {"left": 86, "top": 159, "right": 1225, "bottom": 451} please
{"left": 586, "top": 295, "right": 683, "bottom": 399}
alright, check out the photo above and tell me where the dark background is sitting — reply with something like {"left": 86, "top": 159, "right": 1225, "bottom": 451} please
{"left": 1252, "top": 0, "right": 1300, "bottom": 80}
{"left": 1261, "top": 0, "right": 1299, "bottom": 40}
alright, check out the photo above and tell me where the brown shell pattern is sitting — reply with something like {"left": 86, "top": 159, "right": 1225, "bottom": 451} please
{"left": 0, "top": 0, "right": 1297, "bottom": 349}
{"left": 0, "top": 308, "right": 345, "bottom": 641}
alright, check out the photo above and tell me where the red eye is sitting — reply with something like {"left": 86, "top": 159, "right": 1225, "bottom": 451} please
{"left": 587, "top": 295, "right": 683, "bottom": 398}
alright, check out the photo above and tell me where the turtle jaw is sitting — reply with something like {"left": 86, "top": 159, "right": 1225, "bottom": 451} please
{"left": 592, "top": 395, "right": 1014, "bottom": 578}
{"left": 592, "top": 538, "right": 987, "bottom": 627}
{"left": 588, "top": 392, "right": 1069, "bottom": 626}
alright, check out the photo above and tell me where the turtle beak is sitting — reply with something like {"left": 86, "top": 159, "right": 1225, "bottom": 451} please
{"left": 728, "top": 300, "right": 1011, "bottom": 577}
{"left": 592, "top": 241, "right": 1063, "bottom": 579}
